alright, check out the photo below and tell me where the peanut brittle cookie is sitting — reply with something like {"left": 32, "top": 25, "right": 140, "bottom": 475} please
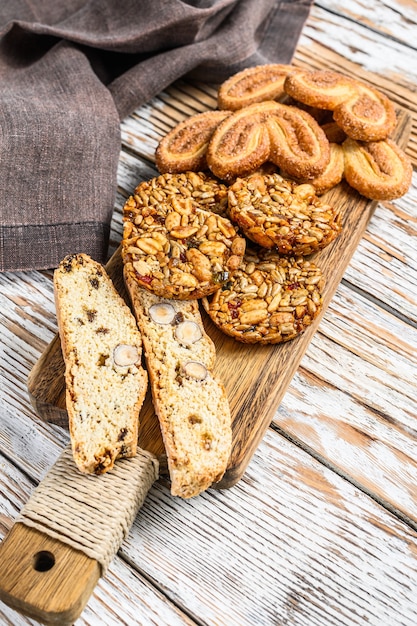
{"left": 228, "top": 172, "right": 342, "bottom": 255}
{"left": 202, "top": 248, "right": 325, "bottom": 344}
{"left": 123, "top": 177, "right": 246, "bottom": 300}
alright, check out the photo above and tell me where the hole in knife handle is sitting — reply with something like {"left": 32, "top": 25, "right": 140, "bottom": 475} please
{"left": 33, "top": 550, "right": 55, "bottom": 572}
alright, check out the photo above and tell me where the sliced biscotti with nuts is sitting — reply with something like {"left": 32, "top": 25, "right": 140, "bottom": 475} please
{"left": 122, "top": 174, "right": 245, "bottom": 301}
{"left": 202, "top": 247, "right": 325, "bottom": 344}
{"left": 124, "top": 269, "right": 232, "bottom": 498}
{"left": 54, "top": 253, "right": 148, "bottom": 475}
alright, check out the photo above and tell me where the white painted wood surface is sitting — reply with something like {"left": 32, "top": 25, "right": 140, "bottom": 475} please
{"left": 1, "top": 0, "right": 417, "bottom": 624}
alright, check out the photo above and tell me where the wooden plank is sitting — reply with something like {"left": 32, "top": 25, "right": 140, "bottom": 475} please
{"left": 3, "top": 419, "right": 417, "bottom": 626}
{"left": 276, "top": 280, "right": 417, "bottom": 526}
{"left": 315, "top": 0, "right": 417, "bottom": 47}
{"left": 121, "top": 429, "right": 417, "bottom": 626}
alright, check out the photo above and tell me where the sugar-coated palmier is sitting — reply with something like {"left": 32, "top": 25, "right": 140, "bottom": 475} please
{"left": 122, "top": 175, "right": 246, "bottom": 300}
{"left": 228, "top": 172, "right": 342, "bottom": 255}
{"left": 342, "top": 137, "right": 412, "bottom": 201}
{"left": 333, "top": 84, "right": 397, "bottom": 142}
{"left": 206, "top": 101, "right": 330, "bottom": 182}
{"left": 155, "top": 110, "right": 232, "bottom": 174}
{"left": 284, "top": 68, "right": 397, "bottom": 142}
{"left": 217, "top": 64, "right": 293, "bottom": 110}
{"left": 202, "top": 247, "right": 325, "bottom": 344}
{"left": 282, "top": 143, "right": 345, "bottom": 195}
{"left": 284, "top": 69, "right": 358, "bottom": 109}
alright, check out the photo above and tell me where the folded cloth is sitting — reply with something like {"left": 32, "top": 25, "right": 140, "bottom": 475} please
{"left": 0, "top": 0, "right": 313, "bottom": 272}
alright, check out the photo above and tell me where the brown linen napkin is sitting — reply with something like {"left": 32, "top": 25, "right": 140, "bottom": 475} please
{"left": 0, "top": 0, "right": 313, "bottom": 272}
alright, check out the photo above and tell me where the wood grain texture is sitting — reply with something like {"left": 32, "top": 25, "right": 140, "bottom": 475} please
{"left": 0, "top": 524, "right": 100, "bottom": 625}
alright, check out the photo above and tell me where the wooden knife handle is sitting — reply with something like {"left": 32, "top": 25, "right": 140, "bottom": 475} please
{"left": 0, "top": 523, "right": 100, "bottom": 625}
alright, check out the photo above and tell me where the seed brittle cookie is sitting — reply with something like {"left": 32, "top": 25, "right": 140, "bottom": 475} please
{"left": 202, "top": 248, "right": 325, "bottom": 344}
{"left": 123, "top": 177, "right": 246, "bottom": 300}
{"left": 228, "top": 172, "right": 342, "bottom": 255}
{"left": 126, "top": 171, "right": 229, "bottom": 217}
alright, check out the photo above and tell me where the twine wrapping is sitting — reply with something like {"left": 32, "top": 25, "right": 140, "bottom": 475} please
{"left": 18, "top": 445, "right": 159, "bottom": 573}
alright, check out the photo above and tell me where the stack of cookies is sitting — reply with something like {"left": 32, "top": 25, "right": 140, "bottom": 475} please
{"left": 156, "top": 65, "right": 412, "bottom": 201}
{"left": 118, "top": 65, "right": 412, "bottom": 496}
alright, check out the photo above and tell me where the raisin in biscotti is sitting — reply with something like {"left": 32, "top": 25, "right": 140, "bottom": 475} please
{"left": 54, "top": 253, "right": 148, "bottom": 475}
{"left": 124, "top": 269, "right": 232, "bottom": 498}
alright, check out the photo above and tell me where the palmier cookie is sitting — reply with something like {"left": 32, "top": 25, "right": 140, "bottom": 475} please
{"left": 155, "top": 110, "right": 231, "bottom": 174}
{"left": 207, "top": 101, "right": 330, "bottom": 182}
{"left": 123, "top": 186, "right": 246, "bottom": 300}
{"left": 282, "top": 143, "right": 345, "bottom": 195}
{"left": 285, "top": 69, "right": 397, "bottom": 142}
{"left": 333, "top": 84, "right": 397, "bottom": 142}
{"left": 342, "top": 137, "right": 412, "bottom": 201}
{"left": 284, "top": 69, "right": 358, "bottom": 109}
{"left": 228, "top": 172, "right": 342, "bottom": 255}
{"left": 202, "top": 248, "right": 325, "bottom": 344}
{"left": 217, "top": 64, "right": 293, "bottom": 110}
{"left": 126, "top": 171, "right": 229, "bottom": 217}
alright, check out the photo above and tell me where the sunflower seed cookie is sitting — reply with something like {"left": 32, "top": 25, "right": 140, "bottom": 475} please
{"left": 202, "top": 247, "right": 325, "bottom": 344}
{"left": 123, "top": 177, "right": 246, "bottom": 300}
{"left": 228, "top": 172, "right": 342, "bottom": 255}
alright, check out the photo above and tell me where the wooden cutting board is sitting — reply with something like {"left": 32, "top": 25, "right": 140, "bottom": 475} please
{"left": 28, "top": 109, "right": 411, "bottom": 490}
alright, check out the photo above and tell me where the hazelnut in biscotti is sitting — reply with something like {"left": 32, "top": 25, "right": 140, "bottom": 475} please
{"left": 228, "top": 172, "right": 342, "bottom": 255}
{"left": 202, "top": 247, "right": 325, "bottom": 344}
{"left": 124, "top": 271, "right": 232, "bottom": 498}
{"left": 54, "top": 253, "right": 148, "bottom": 475}
{"left": 122, "top": 175, "right": 246, "bottom": 301}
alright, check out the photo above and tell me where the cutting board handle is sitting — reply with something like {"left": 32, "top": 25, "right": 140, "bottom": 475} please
{"left": 0, "top": 523, "right": 100, "bottom": 625}
{"left": 0, "top": 446, "right": 159, "bottom": 625}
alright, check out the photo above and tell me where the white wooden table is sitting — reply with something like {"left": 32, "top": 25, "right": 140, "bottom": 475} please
{"left": 1, "top": 1, "right": 417, "bottom": 624}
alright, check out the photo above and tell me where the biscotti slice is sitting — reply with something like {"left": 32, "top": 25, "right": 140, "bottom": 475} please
{"left": 124, "top": 270, "right": 232, "bottom": 498}
{"left": 54, "top": 253, "right": 148, "bottom": 475}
